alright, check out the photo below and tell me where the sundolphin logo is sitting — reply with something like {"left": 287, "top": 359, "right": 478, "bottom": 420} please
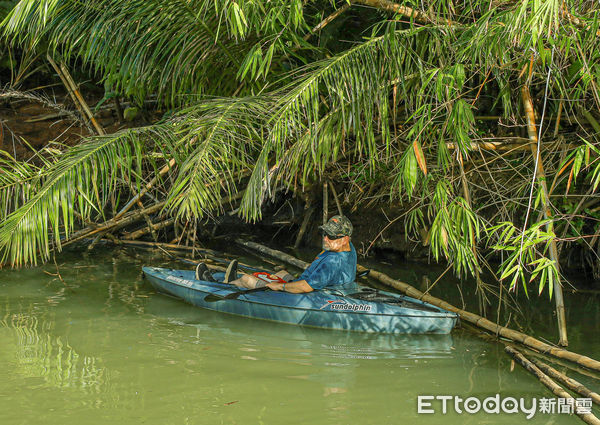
{"left": 320, "top": 300, "right": 372, "bottom": 312}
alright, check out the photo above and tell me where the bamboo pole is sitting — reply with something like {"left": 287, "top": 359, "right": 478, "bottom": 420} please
{"left": 122, "top": 217, "right": 175, "bottom": 240}
{"left": 294, "top": 205, "right": 315, "bottom": 248}
{"left": 529, "top": 357, "right": 600, "bottom": 405}
{"left": 322, "top": 181, "right": 328, "bottom": 249}
{"left": 505, "top": 346, "right": 600, "bottom": 425}
{"left": 46, "top": 55, "right": 105, "bottom": 135}
{"left": 353, "top": 0, "right": 455, "bottom": 26}
{"left": 63, "top": 201, "right": 167, "bottom": 247}
{"left": 304, "top": 4, "right": 351, "bottom": 41}
{"left": 58, "top": 61, "right": 106, "bottom": 135}
{"left": 328, "top": 179, "right": 343, "bottom": 216}
{"left": 235, "top": 239, "right": 600, "bottom": 372}
{"left": 461, "top": 322, "right": 600, "bottom": 381}
{"left": 458, "top": 153, "right": 488, "bottom": 316}
{"left": 46, "top": 55, "right": 92, "bottom": 133}
{"left": 101, "top": 238, "right": 220, "bottom": 255}
{"left": 522, "top": 86, "right": 568, "bottom": 347}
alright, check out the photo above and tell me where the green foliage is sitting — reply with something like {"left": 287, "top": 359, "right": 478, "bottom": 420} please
{"left": 1, "top": 0, "right": 309, "bottom": 104}
{"left": 0, "top": 129, "right": 152, "bottom": 265}
{"left": 0, "top": 0, "right": 599, "bottom": 299}
{"left": 489, "top": 220, "right": 560, "bottom": 298}
{"left": 428, "top": 182, "right": 482, "bottom": 278}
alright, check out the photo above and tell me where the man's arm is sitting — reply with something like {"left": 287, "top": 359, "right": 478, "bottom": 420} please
{"left": 266, "top": 280, "right": 314, "bottom": 293}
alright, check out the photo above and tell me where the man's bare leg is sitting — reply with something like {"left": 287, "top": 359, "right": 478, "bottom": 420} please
{"left": 229, "top": 270, "right": 293, "bottom": 289}
{"left": 228, "top": 274, "right": 265, "bottom": 289}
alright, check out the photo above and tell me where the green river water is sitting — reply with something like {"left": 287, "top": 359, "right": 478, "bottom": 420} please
{"left": 0, "top": 247, "right": 598, "bottom": 424}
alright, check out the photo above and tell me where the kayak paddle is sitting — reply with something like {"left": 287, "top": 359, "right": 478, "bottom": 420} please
{"left": 204, "top": 272, "right": 285, "bottom": 302}
{"left": 204, "top": 285, "right": 270, "bottom": 302}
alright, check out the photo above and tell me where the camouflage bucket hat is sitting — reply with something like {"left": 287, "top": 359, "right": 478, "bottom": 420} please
{"left": 319, "top": 215, "right": 353, "bottom": 237}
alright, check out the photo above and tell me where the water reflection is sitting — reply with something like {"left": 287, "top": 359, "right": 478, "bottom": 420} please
{"left": 158, "top": 306, "right": 455, "bottom": 362}
{"left": 0, "top": 307, "right": 109, "bottom": 394}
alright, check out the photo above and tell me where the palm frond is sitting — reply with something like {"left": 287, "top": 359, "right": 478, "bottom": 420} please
{"left": 0, "top": 128, "right": 156, "bottom": 265}
{"left": 2, "top": 0, "right": 310, "bottom": 103}
{"left": 164, "top": 97, "right": 266, "bottom": 219}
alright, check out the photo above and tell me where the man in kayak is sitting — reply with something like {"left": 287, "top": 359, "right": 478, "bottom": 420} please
{"left": 197, "top": 215, "right": 357, "bottom": 293}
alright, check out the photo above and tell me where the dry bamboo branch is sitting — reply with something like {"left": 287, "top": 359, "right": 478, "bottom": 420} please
{"left": 46, "top": 55, "right": 92, "bottom": 133}
{"left": 46, "top": 55, "right": 105, "bottom": 135}
{"left": 122, "top": 217, "right": 175, "bottom": 240}
{"left": 235, "top": 239, "right": 600, "bottom": 372}
{"left": 114, "top": 158, "right": 177, "bottom": 220}
{"left": 505, "top": 346, "right": 600, "bottom": 425}
{"left": 328, "top": 179, "right": 343, "bottom": 216}
{"left": 63, "top": 201, "right": 167, "bottom": 247}
{"left": 58, "top": 61, "right": 106, "bottom": 135}
{"left": 294, "top": 205, "right": 315, "bottom": 248}
{"left": 353, "top": 0, "right": 455, "bottom": 26}
{"left": 102, "top": 238, "right": 220, "bottom": 255}
{"left": 458, "top": 153, "right": 488, "bottom": 316}
{"left": 304, "top": 4, "right": 351, "bottom": 40}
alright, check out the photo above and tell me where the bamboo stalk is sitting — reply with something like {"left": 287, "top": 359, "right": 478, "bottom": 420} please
{"left": 553, "top": 100, "right": 563, "bottom": 138}
{"left": 323, "top": 181, "right": 328, "bottom": 249}
{"left": 294, "top": 205, "right": 315, "bottom": 248}
{"left": 235, "top": 239, "right": 600, "bottom": 372}
{"left": 304, "top": 4, "right": 351, "bottom": 41}
{"left": 102, "top": 238, "right": 220, "bottom": 255}
{"left": 529, "top": 357, "right": 600, "bottom": 405}
{"left": 46, "top": 55, "right": 105, "bottom": 135}
{"left": 458, "top": 153, "right": 487, "bottom": 316}
{"left": 353, "top": 0, "right": 454, "bottom": 26}
{"left": 328, "top": 179, "right": 343, "bottom": 216}
{"left": 461, "top": 322, "right": 600, "bottom": 381}
{"left": 114, "top": 158, "right": 176, "bottom": 220}
{"left": 57, "top": 61, "right": 106, "bottom": 135}
{"left": 46, "top": 55, "right": 91, "bottom": 133}
{"left": 63, "top": 201, "right": 166, "bottom": 247}
{"left": 522, "top": 86, "right": 569, "bottom": 347}
{"left": 122, "top": 217, "right": 175, "bottom": 240}
{"left": 505, "top": 346, "right": 600, "bottom": 425}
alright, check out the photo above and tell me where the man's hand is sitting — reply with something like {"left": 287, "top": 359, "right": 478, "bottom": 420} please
{"left": 266, "top": 282, "right": 284, "bottom": 291}
{"left": 266, "top": 280, "right": 314, "bottom": 293}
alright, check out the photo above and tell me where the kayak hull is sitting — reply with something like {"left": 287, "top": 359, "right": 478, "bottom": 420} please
{"left": 142, "top": 267, "right": 458, "bottom": 334}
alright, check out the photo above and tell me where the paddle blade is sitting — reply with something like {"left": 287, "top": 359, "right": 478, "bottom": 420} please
{"left": 204, "top": 294, "right": 226, "bottom": 302}
{"left": 204, "top": 286, "right": 270, "bottom": 303}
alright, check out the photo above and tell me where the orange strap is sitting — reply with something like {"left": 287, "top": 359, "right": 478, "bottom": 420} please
{"left": 252, "top": 272, "right": 286, "bottom": 283}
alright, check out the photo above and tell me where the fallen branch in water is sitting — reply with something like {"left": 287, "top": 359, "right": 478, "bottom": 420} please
{"left": 505, "top": 346, "right": 600, "bottom": 425}
{"left": 529, "top": 357, "right": 600, "bottom": 406}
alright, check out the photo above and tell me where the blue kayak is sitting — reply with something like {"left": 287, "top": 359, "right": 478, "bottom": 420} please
{"left": 142, "top": 266, "right": 458, "bottom": 334}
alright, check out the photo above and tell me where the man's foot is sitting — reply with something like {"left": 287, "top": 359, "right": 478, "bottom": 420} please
{"left": 195, "top": 263, "right": 207, "bottom": 280}
{"left": 195, "top": 263, "right": 217, "bottom": 282}
{"left": 224, "top": 259, "right": 238, "bottom": 283}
